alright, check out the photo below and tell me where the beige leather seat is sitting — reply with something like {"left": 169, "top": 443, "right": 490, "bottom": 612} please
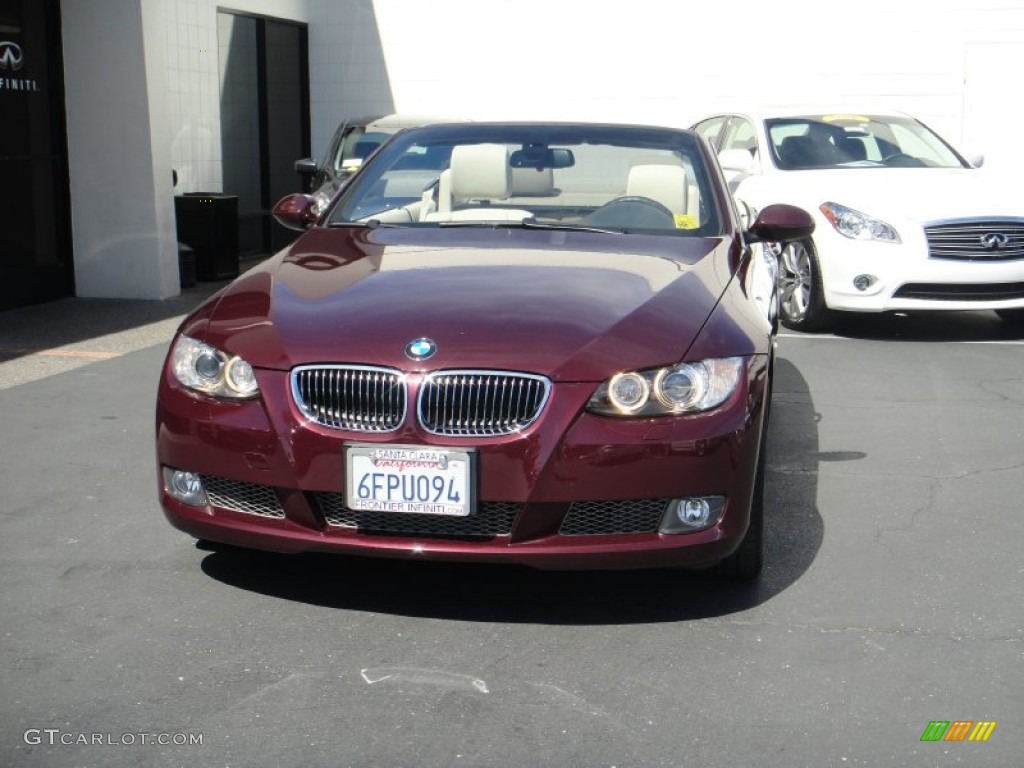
{"left": 626, "top": 164, "right": 688, "bottom": 214}
{"left": 423, "top": 144, "right": 530, "bottom": 222}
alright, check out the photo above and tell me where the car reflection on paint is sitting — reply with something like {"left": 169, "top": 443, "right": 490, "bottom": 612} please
{"left": 157, "top": 122, "right": 814, "bottom": 579}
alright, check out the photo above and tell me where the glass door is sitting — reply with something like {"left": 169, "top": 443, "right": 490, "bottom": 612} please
{"left": 0, "top": 0, "right": 72, "bottom": 310}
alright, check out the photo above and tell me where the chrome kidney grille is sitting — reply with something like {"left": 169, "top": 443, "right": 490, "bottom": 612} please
{"left": 925, "top": 219, "right": 1024, "bottom": 261}
{"left": 292, "top": 366, "right": 550, "bottom": 436}
{"left": 418, "top": 371, "right": 551, "bottom": 436}
{"left": 292, "top": 365, "right": 407, "bottom": 432}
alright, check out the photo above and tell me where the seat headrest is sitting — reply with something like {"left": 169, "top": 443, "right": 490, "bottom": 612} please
{"left": 510, "top": 166, "right": 554, "bottom": 196}
{"left": 838, "top": 136, "right": 867, "bottom": 161}
{"left": 778, "top": 135, "right": 816, "bottom": 168}
{"left": 449, "top": 144, "right": 511, "bottom": 202}
{"left": 626, "top": 164, "right": 688, "bottom": 213}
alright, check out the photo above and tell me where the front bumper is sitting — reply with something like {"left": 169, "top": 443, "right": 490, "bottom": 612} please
{"left": 156, "top": 356, "right": 769, "bottom": 570}
{"left": 817, "top": 232, "right": 1024, "bottom": 313}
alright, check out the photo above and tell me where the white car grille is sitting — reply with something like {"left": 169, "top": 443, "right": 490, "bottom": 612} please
{"left": 925, "top": 219, "right": 1024, "bottom": 261}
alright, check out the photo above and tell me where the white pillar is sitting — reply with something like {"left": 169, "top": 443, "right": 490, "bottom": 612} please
{"left": 62, "top": 0, "right": 179, "bottom": 299}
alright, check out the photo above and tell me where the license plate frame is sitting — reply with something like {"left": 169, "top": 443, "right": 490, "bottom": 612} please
{"left": 344, "top": 443, "right": 476, "bottom": 517}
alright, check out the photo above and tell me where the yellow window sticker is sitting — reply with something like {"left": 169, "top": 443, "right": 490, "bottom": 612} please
{"left": 674, "top": 213, "right": 698, "bottom": 230}
{"left": 822, "top": 114, "right": 869, "bottom": 123}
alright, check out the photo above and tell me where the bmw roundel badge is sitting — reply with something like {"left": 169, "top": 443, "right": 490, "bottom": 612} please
{"left": 405, "top": 337, "right": 437, "bottom": 361}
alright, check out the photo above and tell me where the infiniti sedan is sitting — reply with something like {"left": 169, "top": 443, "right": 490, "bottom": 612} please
{"left": 157, "top": 123, "right": 813, "bottom": 579}
{"left": 693, "top": 109, "right": 1024, "bottom": 331}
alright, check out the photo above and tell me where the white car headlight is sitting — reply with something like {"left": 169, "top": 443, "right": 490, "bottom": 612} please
{"left": 820, "top": 202, "right": 900, "bottom": 243}
{"left": 171, "top": 334, "right": 260, "bottom": 399}
{"left": 588, "top": 357, "right": 744, "bottom": 417}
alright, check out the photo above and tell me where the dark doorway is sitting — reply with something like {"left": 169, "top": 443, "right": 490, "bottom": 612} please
{"left": 218, "top": 12, "right": 309, "bottom": 256}
{"left": 0, "top": 0, "right": 71, "bottom": 311}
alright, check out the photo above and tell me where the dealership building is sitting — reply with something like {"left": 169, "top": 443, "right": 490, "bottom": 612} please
{"left": 2, "top": 0, "right": 1022, "bottom": 312}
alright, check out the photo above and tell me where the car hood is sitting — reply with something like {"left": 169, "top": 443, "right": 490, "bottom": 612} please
{"left": 749, "top": 167, "right": 1020, "bottom": 223}
{"left": 201, "top": 227, "right": 733, "bottom": 382}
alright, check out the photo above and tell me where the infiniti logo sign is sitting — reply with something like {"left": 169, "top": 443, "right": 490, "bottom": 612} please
{"left": 0, "top": 41, "right": 23, "bottom": 72}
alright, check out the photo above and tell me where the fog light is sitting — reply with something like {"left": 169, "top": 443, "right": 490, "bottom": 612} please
{"left": 659, "top": 496, "right": 726, "bottom": 534}
{"left": 163, "top": 467, "right": 208, "bottom": 506}
{"left": 853, "top": 274, "right": 876, "bottom": 291}
{"left": 681, "top": 498, "right": 710, "bottom": 525}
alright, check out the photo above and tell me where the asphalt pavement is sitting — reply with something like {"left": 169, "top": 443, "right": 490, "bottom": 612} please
{"left": 1, "top": 286, "right": 1022, "bottom": 768}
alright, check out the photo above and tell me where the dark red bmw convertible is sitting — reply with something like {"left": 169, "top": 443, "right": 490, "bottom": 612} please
{"left": 156, "top": 123, "right": 812, "bottom": 579}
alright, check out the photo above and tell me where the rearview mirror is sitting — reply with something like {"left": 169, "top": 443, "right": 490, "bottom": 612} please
{"left": 747, "top": 203, "right": 815, "bottom": 243}
{"left": 294, "top": 157, "right": 319, "bottom": 176}
{"left": 509, "top": 146, "right": 575, "bottom": 169}
{"left": 272, "top": 194, "right": 319, "bottom": 231}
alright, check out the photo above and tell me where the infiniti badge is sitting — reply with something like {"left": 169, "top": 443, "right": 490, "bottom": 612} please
{"left": 0, "top": 41, "right": 24, "bottom": 72}
{"left": 405, "top": 338, "right": 436, "bottom": 361}
{"left": 980, "top": 232, "right": 1008, "bottom": 250}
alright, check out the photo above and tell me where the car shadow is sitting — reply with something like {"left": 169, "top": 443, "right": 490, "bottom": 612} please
{"left": 199, "top": 357, "right": 824, "bottom": 625}
{"left": 827, "top": 309, "right": 1022, "bottom": 342}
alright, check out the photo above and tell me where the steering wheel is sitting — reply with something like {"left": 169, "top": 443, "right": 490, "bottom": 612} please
{"left": 583, "top": 195, "right": 676, "bottom": 230}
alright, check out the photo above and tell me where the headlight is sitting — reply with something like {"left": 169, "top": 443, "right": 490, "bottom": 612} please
{"left": 820, "top": 202, "right": 900, "bottom": 243}
{"left": 170, "top": 334, "right": 260, "bottom": 399}
{"left": 588, "top": 357, "right": 743, "bottom": 417}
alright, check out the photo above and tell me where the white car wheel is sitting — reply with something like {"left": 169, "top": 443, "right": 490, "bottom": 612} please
{"left": 777, "top": 239, "right": 833, "bottom": 332}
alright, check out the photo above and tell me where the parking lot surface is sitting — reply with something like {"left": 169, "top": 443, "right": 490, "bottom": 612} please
{"left": 1, "top": 299, "right": 1021, "bottom": 767}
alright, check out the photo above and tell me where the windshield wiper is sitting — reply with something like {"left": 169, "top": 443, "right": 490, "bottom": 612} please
{"left": 518, "top": 219, "right": 625, "bottom": 235}
{"left": 327, "top": 219, "right": 402, "bottom": 229}
{"left": 436, "top": 219, "right": 624, "bottom": 235}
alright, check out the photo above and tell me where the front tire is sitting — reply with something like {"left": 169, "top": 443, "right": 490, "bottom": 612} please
{"left": 777, "top": 238, "right": 833, "bottom": 332}
{"left": 719, "top": 446, "right": 765, "bottom": 581}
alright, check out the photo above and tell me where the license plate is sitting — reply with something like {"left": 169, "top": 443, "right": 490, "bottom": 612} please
{"left": 345, "top": 443, "right": 475, "bottom": 517}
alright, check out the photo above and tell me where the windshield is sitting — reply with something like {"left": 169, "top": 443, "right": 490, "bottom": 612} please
{"left": 766, "top": 114, "right": 968, "bottom": 170}
{"left": 328, "top": 124, "right": 721, "bottom": 236}
{"left": 332, "top": 129, "right": 393, "bottom": 175}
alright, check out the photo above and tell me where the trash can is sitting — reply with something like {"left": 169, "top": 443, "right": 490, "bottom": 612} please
{"left": 174, "top": 193, "right": 239, "bottom": 281}
{"left": 178, "top": 243, "right": 197, "bottom": 288}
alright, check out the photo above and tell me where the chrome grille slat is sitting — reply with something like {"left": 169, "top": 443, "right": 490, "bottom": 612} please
{"left": 418, "top": 369, "right": 551, "bottom": 437}
{"left": 317, "top": 494, "right": 521, "bottom": 538}
{"left": 925, "top": 219, "right": 1024, "bottom": 261}
{"left": 291, "top": 365, "right": 406, "bottom": 432}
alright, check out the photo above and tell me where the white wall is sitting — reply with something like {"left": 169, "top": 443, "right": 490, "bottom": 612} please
{"left": 164, "top": 0, "right": 311, "bottom": 193}
{"left": 307, "top": 0, "right": 394, "bottom": 159}
{"left": 308, "top": 0, "right": 1024, "bottom": 177}
{"left": 62, "top": 0, "right": 310, "bottom": 300}
{"left": 61, "top": 0, "right": 1024, "bottom": 301}
{"left": 63, "top": 0, "right": 179, "bottom": 299}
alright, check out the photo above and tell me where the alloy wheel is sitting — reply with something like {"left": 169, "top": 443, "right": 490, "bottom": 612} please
{"left": 778, "top": 240, "right": 813, "bottom": 323}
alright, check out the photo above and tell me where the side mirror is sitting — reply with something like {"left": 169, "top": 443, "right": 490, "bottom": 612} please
{"left": 718, "top": 148, "right": 755, "bottom": 174}
{"left": 747, "top": 203, "right": 815, "bottom": 243}
{"left": 966, "top": 152, "right": 985, "bottom": 169}
{"left": 272, "top": 194, "right": 319, "bottom": 231}
{"left": 294, "top": 157, "right": 319, "bottom": 176}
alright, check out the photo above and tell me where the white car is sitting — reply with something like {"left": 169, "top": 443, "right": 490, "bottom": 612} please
{"left": 693, "top": 109, "right": 1024, "bottom": 331}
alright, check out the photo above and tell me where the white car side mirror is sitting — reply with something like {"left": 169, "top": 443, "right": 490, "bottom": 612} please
{"left": 966, "top": 152, "right": 985, "bottom": 169}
